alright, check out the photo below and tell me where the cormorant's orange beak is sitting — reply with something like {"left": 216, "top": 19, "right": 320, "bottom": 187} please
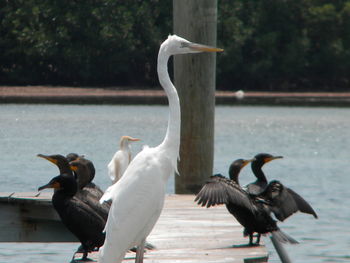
{"left": 70, "top": 165, "right": 78, "bottom": 172}
{"left": 38, "top": 181, "right": 60, "bottom": 191}
{"left": 264, "top": 156, "right": 283, "bottom": 163}
{"left": 242, "top": 158, "right": 256, "bottom": 167}
{"left": 37, "top": 154, "right": 58, "bottom": 165}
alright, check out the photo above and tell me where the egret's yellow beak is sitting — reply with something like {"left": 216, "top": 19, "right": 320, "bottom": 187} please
{"left": 188, "top": 42, "right": 224, "bottom": 53}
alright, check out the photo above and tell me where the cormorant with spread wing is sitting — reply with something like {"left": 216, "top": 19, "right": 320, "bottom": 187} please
{"left": 195, "top": 158, "right": 298, "bottom": 246}
{"left": 246, "top": 153, "right": 318, "bottom": 221}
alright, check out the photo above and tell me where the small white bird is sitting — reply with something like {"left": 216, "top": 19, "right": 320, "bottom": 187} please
{"left": 98, "top": 35, "right": 223, "bottom": 263}
{"left": 108, "top": 136, "right": 140, "bottom": 185}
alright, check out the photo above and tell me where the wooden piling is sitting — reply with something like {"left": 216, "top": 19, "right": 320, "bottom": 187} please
{"left": 173, "top": 0, "right": 219, "bottom": 194}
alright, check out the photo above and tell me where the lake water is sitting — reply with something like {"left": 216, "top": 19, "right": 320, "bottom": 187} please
{"left": 0, "top": 104, "right": 349, "bottom": 262}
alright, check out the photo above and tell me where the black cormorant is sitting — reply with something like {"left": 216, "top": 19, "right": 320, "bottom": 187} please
{"left": 195, "top": 159, "right": 298, "bottom": 246}
{"left": 246, "top": 153, "right": 283, "bottom": 195}
{"left": 66, "top": 153, "right": 96, "bottom": 182}
{"left": 69, "top": 159, "right": 110, "bottom": 221}
{"left": 38, "top": 174, "right": 105, "bottom": 260}
{"left": 66, "top": 152, "right": 80, "bottom": 162}
{"left": 38, "top": 153, "right": 109, "bottom": 216}
{"left": 247, "top": 153, "right": 318, "bottom": 221}
{"left": 69, "top": 158, "right": 98, "bottom": 193}
{"left": 37, "top": 154, "right": 73, "bottom": 176}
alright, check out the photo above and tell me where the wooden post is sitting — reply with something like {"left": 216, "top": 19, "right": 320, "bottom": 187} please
{"left": 173, "top": 0, "right": 218, "bottom": 194}
{"left": 270, "top": 235, "right": 292, "bottom": 263}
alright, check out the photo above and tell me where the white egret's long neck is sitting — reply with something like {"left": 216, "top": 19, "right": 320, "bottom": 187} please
{"left": 120, "top": 140, "right": 129, "bottom": 152}
{"left": 157, "top": 45, "right": 180, "bottom": 162}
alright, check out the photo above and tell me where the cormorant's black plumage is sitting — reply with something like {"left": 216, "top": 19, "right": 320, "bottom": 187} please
{"left": 70, "top": 159, "right": 110, "bottom": 221}
{"left": 259, "top": 180, "right": 318, "bottom": 221}
{"left": 246, "top": 153, "right": 283, "bottom": 195}
{"left": 247, "top": 153, "right": 318, "bottom": 221}
{"left": 195, "top": 159, "right": 298, "bottom": 246}
{"left": 38, "top": 175, "right": 105, "bottom": 259}
{"left": 66, "top": 153, "right": 96, "bottom": 183}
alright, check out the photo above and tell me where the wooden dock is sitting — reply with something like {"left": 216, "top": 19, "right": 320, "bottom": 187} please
{"left": 0, "top": 193, "right": 268, "bottom": 262}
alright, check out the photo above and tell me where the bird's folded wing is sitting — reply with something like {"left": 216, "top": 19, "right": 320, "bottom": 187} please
{"left": 64, "top": 197, "right": 106, "bottom": 243}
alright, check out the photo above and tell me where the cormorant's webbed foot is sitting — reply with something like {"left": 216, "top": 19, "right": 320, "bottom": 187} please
{"left": 70, "top": 248, "right": 94, "bottom": 262}
{"left": 255, "top": 234, "right": 261, "bottom": 245}
{"left": 248, "top": 234, "right": 260, "bottom": 247}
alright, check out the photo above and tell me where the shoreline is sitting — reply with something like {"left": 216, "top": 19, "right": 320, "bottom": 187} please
{"left": 1, "top": 86, "right": 350, "bottom": 106}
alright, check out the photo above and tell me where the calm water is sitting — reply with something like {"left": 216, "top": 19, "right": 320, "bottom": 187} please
{"left": 0, "top": 104, "right": 349, "bottom": 262}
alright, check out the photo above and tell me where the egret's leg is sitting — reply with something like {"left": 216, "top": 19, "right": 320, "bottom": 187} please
{"left": 135, "top": 239, "right": 146, "bottom": 263}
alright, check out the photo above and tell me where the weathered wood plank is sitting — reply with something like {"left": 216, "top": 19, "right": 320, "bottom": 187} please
{"left": 0, "top": 192, "right": 77, "bottom": 242}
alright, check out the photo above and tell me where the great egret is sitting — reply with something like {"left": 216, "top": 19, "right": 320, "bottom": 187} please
{"left": 247, "top": 153, "right": 318, "bottom": 221}
{"left": 98, "top": 35, "right": 223, "bottom": 263}
{"left": 108, "top": 136, "right": 140, "bottom": 185}
{"left": 195, "top": 159, "right": 298, "bottom": 246}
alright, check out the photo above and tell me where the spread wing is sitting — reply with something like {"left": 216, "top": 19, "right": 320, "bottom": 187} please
{"left": 286, "top": 187, "right": 318, "bottom": 219}
{"left": 195, "top": 174, "right": 254, "bottom": 211}
{"left": 261, "top": 180, "right": 318, "bottom": 221}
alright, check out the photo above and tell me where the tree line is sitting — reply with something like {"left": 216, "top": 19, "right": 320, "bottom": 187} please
{"left": 1, "top": 0, "right": 349, "bottom": 91}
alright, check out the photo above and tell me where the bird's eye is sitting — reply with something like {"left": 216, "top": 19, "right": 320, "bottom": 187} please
{"left": 180, "top": 42, "right": 189, "bottom": 48}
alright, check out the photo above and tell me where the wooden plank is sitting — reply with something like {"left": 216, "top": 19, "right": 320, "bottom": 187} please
{"left": 0, "top": 192, "right": 77, "bottom": 242}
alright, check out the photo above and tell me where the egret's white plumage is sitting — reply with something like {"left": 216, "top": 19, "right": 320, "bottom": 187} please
{"left": 98, "top": 35, "right": 223, "bottom": 263}
{"left": 108, "top": 136, "right": 140, "bottom": 185}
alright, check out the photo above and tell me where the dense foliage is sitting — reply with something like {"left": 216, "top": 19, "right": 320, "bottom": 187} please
{"left": 1, "top": 0, "right": 349, "bottom": 90}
